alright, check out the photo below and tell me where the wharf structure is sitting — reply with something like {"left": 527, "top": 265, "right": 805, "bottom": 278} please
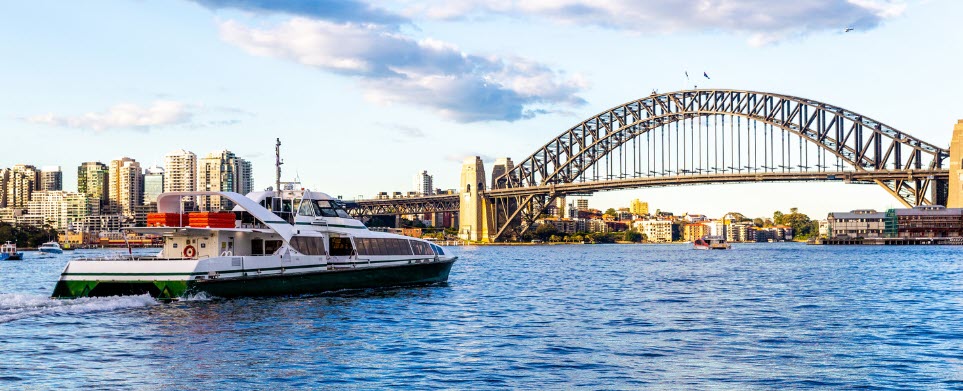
{"left": 818, "top": 205, "right": 963, "bottom": 244}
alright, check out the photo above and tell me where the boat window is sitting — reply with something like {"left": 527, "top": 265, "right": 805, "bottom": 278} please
{"left": 329, "top": 237, "right": 353, "bottom": 256}
{"left": 315, "top": 200, "right": 338, "bottom": 217}
{"left": 238, "top": 211, "right": 257, "bottom": 225}
{"left": 290, "top": 236, "right": 326, "bottom": 256}
{"left": 389, "top": 239, "right": 403, "bottom": 255}
{"left": 409, "top": 240, "right": 434, "bottom": 256}
{"left": 429, "top": 243, "right": 445, "bottom": 256}
{"left": 264, "top": 240, "right": 283, "bottom": 255}
{"left": 298, "top": 199, "right": 320, "bottom": 216}
{"left": 386, "top": 239, "right": 398, "bottom": 254}
{"left": 373, "top": 238, "right": 386, "bottom": 255}
{"left": 353, "top": 238, "right": 416, "bottom": 256}
{"left": 399, "top": 239, "right": 414, "bottom": 255}
{"left": 331, "top": 201, "right": 353, "bottom": 218}
{"left": 251, "top": 238, "right": 264, "bottom": 255}
{"left": 354, "top": 237, "right": 367, "bottom": 255}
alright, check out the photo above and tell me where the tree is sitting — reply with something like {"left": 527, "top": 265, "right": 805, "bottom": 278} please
{"left": 535, "top": 223, "right": 558, "bottom": 241}
{"left": 365, "top": 215, "right": 395, "bottom": 228}
{"left": 591, "top": 232, "right": 616, "bottom": 243}
{"left": 0, "top": 222, "right": 59, "bottom": 247}
{"left": 752, "top": 217, "right": 765, "bottom": 227}
{"left": 772, "top": 208, "right": 819, "bottom": 239}
{"left": 604, "top": 208, "right": 617, "bottom": 216}
{"left": 773, "top": 210, "right": 785, "bottom": 226}
{"left": 622, "top": 230, "right": 643, "bottom": 242}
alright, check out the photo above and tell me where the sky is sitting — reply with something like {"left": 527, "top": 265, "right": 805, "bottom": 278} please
{"left": 2, "top": 0, "right": 962, "bottom": 219}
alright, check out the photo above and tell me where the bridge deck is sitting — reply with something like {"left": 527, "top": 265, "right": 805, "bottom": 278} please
{"left": 346, "top": 169, "right": 947, "bottom": 216}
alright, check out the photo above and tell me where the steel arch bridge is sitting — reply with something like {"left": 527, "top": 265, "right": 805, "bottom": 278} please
{"left": 488, "top": 89, "right": 949, "bottom": 241}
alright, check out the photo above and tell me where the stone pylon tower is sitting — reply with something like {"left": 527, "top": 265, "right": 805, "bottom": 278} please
{"left": 948, "top": 120, "right": 963, "bottom": 207}
{"left": 459, "top": 156, "right": 492, "bottom": 242}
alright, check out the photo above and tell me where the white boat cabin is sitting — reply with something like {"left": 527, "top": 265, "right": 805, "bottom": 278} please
{"left": 140, "top": 189, "right": 445, "bottom": 263}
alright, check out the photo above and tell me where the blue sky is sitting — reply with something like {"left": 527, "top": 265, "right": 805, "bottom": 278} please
{"left": 2, "top": 0, "right": 961, "bottom": 218}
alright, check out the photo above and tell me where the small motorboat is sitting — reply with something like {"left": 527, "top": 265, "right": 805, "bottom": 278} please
{"left": 1, "top": 241, "right": 23, "bottom": 260}
{"left": 38, "top": 241, "right": 64, "bottom": 254}
{"left": 693, "top": 236, "right": 731, "bottom": 250}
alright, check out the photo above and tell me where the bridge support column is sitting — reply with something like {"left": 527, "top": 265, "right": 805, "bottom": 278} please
{"left": 458, "top": 156, "right": 493, "bottom": 242}
{"left": 948, "top": 120, "right": 963, "bottom": 207}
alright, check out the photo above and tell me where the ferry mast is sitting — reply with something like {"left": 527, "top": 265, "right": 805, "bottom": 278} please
{"left": 275, "top": 138, "right": 283, "bottom": 192}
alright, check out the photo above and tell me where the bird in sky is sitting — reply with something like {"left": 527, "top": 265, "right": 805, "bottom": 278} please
{"left": 844, "top": 27, "right": 854, "bottom": 32}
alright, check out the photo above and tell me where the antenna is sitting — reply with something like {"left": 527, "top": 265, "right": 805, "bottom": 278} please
{"left": 275, "top": 138, "right": 283, "bottom": 193}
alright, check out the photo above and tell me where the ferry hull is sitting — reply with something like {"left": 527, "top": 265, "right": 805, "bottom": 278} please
{"left": 52, "top": 259, "right": 456, "bottom": 300}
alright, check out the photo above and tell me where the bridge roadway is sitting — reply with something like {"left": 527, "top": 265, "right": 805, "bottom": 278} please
{"left": 345, "top": 169, "right": 948, "bottom": 216}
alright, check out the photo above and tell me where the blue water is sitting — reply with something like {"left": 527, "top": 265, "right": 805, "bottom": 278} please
{"left": 1, "top": 244, "right": 962, "bottom": 389}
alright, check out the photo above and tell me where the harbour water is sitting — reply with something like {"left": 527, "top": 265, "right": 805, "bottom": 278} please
{"left": 1, "top": 244, "right": 961, "bottom": 389}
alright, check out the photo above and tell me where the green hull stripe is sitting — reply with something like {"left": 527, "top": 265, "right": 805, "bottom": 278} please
{"left": 60, "top": 258, "right": 435, "bottom": 277}
{"left": 62, "top": 271, "right": 207, "bottom": 276}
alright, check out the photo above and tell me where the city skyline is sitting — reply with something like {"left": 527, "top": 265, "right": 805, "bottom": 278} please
{"left": 2, "top": 1, "right": 962, "bottom": 218}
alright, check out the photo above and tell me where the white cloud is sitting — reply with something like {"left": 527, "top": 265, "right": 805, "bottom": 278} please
{"left": 27, "top": 101, "right": 194, "bottom": 131}
{"left": 218, "top": 18, "right": 586, "bottom": 122}
{"left": 401, "top": 0, "right": 906, "bottom": 46}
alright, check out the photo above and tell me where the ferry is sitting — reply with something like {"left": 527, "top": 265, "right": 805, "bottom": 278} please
{"left": 693, "top": 236, "right": 731, "bottom": 250}
{"left": 1, "top": 241, "right": 23, "bottom": 261}
{"left": 52, "top": 140, "right": 456, "bottom": 300}
{"left": 51, "top": 188, "right": 456, "bottom": 300}
{"left": 38, "top": 241, "right": 64, "bottom": 254}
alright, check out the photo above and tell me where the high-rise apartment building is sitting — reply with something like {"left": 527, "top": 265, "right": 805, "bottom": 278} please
{"left": 237, "top": 158, "right": 253, "bottom": 196}
{"left": 78, "top": 162, "right": 109, "bottom": 212}
{"left": 164, "top": 149, "right": 197, "bottom": 209}
{"left": 198, "top": 150, "right": 253, "bottom": 211}
{"left": 26, "top": 191, "right": 95, "bottom": 230}
{"left": 0, "top": 168, "right": 9, "bottom": 207}
{"left": 108, "top": 157, "right": 143, "bottom": 217}
{"left": 39, "top": 166, "right": 62, "bottom": 191}
{"left": 413, "top": 170, "right": 434, "bottom": 196}
{"left": 576, "top": 198, "right": 589, "bottom": 210}
{"left": 630, "top": 199, "right": 649, "bottom": 216}
{"left": 7, "top": 164, "right": 40, "bottom": 208}
{"left": 143, "top": 166, "right": 165, "bottom": 205}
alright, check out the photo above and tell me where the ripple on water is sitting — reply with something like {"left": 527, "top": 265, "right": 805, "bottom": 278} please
{"left": 0, "top": 244, "right": 962, "bottom": 389}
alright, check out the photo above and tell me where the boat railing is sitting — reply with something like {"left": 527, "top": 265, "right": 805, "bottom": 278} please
{"left": 73, "top": 256, "right": 199, "bottom": 261}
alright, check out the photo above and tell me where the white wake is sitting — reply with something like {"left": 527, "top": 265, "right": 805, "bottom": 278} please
{"left": 0, "top": 293, "right": 157, "bottom": 323}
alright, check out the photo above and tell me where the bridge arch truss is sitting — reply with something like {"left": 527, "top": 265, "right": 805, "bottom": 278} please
{"left": 490, "top": 89, "right": 949, "bottom": 241}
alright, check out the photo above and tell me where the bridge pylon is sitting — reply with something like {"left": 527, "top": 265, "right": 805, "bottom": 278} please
{"left": 948, "top": 120, "right": 963, "bottom": 207}
{"left": 458, "top": 156, "right": 494, "bottom": 242}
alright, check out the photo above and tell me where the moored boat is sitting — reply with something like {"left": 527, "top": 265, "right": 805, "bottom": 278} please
{"left": 38, "top": 241, "right": 64, "bottom": 254}
{"left": 1, "top": 241, "right": 23, "bottom": 261}
{"left": 693, "top": 236, "right": 731, "bottom": 250}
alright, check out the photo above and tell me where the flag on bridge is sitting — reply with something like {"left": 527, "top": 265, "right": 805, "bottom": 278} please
{"left": 704, "top": 72, "right": 710, "bottom": 79}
